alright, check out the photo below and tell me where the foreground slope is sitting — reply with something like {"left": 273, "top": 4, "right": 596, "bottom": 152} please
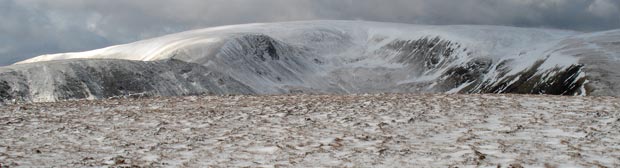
{"left": 2, "top": 21, "right": 620, "bottom": 102}
{"left": 1, "top": 94, "right": 618, "bottom": 167}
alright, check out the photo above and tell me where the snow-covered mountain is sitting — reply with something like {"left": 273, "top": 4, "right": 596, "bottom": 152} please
{"left": 1, "top": 20, "right": 619, "bottom": 102}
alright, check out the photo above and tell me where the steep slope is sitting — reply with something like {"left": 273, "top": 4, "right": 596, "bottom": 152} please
{"left": 556, "top": 30, "right": 620, "bottom": 96}
{"left": 0, "top": 59, "right": 253, "bottom": 102}
{"left": 1, "top": 21, "right": 619, "bottom": 102}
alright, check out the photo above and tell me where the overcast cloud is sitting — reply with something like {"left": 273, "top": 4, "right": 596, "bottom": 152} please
{"left": 1, "top": 0, "right": 619, "bottom": 65}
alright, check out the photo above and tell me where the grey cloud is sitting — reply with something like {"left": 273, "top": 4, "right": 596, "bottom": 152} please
{"left": 1, "top": 0, "right": 619, "bottom": 65}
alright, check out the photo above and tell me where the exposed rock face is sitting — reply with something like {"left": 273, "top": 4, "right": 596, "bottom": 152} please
{"left": 0, "top": 81, "right": 12, "bottom": 101}
{"left": 1, "top": 21, "right": 618, "bottom": 102}
{"left": 388, "top": 37, "right": 461, "bottom": 72}
{"left": 471, "top": 62, "right": 586, "bottom": 95}
{"left": 438, "top": 58, "right": 493, "bottom": 91}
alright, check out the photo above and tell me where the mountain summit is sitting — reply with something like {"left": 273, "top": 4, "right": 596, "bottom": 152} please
{"left": 1, "top": 21, "right": 619, "bottom": 102}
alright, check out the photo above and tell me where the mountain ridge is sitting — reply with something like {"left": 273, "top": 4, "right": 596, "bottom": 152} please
{"left": 2, "top": 20, "right": 619, "bottom": 102}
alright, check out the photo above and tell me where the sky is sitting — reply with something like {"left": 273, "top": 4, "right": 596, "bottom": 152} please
{"left": 1, "top": 0, "right": 619, "bottom": 65}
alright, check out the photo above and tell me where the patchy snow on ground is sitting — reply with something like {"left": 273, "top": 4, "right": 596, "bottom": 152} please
{"left": 0, "top": 94, "right": 619, "bottom": 167}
